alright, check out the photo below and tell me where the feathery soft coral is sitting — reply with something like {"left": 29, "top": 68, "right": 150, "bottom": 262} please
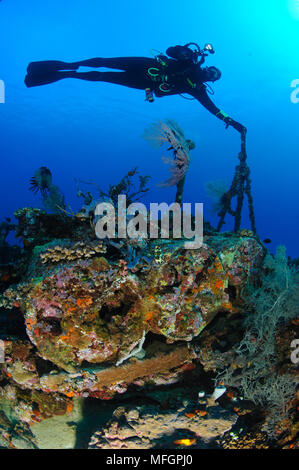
{"left": 143, "top": 119, "right": 192, "bottom": 187}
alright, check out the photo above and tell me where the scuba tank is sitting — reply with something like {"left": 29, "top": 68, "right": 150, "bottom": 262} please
{"left": 166, "top": 43, "right": 215, "bottom": 65}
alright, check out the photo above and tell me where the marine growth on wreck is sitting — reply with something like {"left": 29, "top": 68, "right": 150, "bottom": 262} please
{"left": 0, "top": 158, "right": 298, "bottom": 449}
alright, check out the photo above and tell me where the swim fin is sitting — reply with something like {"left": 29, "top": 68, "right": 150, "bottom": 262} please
{"left": 24, "top": 71, "right": 65, "bottom": 88}
{"left": 26, "top": 60, "right": 78, "bottom": 75}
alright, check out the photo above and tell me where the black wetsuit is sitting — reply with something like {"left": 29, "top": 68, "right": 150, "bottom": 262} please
{"left": 25, "top": 54, "right": 245, "bottom": 133}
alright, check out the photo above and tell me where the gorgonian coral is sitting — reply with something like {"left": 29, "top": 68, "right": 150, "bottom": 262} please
{"left": 29, "top": 167, "right": 65, "bottom": 213}
{"left": 143, "top": 119, "right": 193, "bottom": 187}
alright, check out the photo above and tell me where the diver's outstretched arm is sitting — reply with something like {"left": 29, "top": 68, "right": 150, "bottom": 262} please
{"left": 191, "top": 88, "right": 247, "bottom": 134}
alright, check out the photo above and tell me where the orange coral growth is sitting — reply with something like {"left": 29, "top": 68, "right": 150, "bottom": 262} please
{"left": 174, "top": 438, "right": 196, "bottom": 446}
{"left": 60, "top": 327, "right": 76, "bottom": 343}
{"left": 185, "top": 412, "right": 195, "bottom": 418}
{"left": 181, "top": 362, "right": 195, "bottom": 372}
{"left": 65, "top": 304, "right": 76, "bottom": 314}
{"left": 221, "top": 301, "right": 233, "bottom": 310}
{"left": 76, "top": 296, "right": 93, "bottom": 308}
{"left": 145, "top": 311, "right": 154, "bottom": 321}
{"left": 215, "top": 279, "right": 224, "bottom": 289}
{"left": 25, "top": 317, "right": 36, "bottom": 331}
{"left": 66, "top": 402, "right": 73, "bottom": 413}
{"left": 214, "top": 259, "right": 224, "bottom": 272}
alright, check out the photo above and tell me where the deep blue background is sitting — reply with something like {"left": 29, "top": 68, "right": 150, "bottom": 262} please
{"left": 0, "top": 0, "right": 298, "bottom": 257}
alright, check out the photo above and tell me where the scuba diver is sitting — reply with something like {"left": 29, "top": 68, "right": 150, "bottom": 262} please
{"left": 25, "top": 43, "right": 246, "bottom": 135}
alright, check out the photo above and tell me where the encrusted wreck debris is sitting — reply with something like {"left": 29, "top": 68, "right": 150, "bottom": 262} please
{"left": 0, "top": 195, "right": 298, "bottom": 449}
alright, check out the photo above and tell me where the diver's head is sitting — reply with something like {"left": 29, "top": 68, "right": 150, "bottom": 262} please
{"left": 202, "top": 66, "right": 222, "bottom": 82}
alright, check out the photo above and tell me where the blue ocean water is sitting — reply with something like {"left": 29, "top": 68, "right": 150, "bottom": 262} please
{"left": 0, "top": 0, "right": 298, "bottom": 257}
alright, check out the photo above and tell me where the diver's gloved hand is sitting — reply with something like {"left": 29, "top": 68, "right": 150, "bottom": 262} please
{"left": 223, "top": 117, "right": 247, "bottom": 134}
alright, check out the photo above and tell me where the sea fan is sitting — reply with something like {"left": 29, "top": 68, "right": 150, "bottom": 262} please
{"left": 29, "top": 167, "right": 65, "bottom": 213}
{"left": 29, "top": 166, "right": 52, "bottom": 195}
{"left": 143, "top": 119, "right": 192, "bottom": 187}
{"left": 205, "top": 180, "right": 228, "bottom": 214}
{"left": 43, "top": 185, "right": 65, "bottom": 213}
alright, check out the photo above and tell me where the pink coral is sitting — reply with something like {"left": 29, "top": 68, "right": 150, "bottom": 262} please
{"left": 144, "top": 119, "right": 192, "bottom": 187}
